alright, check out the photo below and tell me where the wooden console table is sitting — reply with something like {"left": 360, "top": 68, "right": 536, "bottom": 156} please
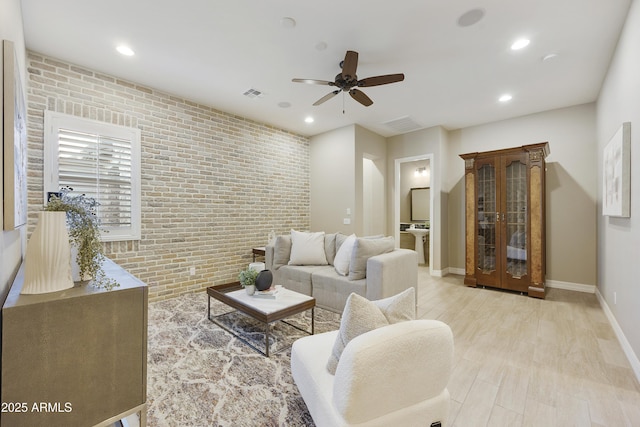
{"left": 1, "top": 259, "right": 148, "bottom": 427}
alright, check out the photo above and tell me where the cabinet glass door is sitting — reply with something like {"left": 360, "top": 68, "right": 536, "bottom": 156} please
{"left": 477, "top": 163, "right": 496, "bottom": 274}
{"left": 505, "top": 159, "right": 528, "bottom": 278}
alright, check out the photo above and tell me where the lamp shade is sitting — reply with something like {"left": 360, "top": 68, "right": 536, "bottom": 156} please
{"left": 22, "top": 211, "right": 74, "bottom": 294}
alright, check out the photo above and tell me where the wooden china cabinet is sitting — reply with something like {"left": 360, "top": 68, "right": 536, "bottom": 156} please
{"left": 459, "top": 142, "right": 549, "bottom": 298}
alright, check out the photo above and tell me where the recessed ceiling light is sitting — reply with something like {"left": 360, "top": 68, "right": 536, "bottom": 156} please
{"left": 116, "top": 45, "right": 135, "bottom": 56}
{"left": 499, "top": 94, "right": 513, "bottom": 102}
{"left": 511, "top": 39, "right": 530, "bottom": 50}
{"left": 280, "top": 17, "right": 296, "bottom": 29}
{"left": 457, "top": 8, "right": 485, "bottom": 27}
{"left": 304, "top": 116, "right": 314, "bottom": 124}
{"left": 542, "top": 53, "right": 559, "bottom": 62}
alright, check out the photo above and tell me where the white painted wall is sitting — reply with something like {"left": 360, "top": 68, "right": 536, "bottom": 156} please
{"left": 355, "top": 125, "right": 387, "bottom": 236}
{"left": 596, "top": 0, "right": 640, "bottom": 370}
{"left": 362, "top": 157, "right": 385, "bottom": 235}
{"left": 311, "top": 124, "right": 387, "bottom": 236}
{"left": 310, "top": 125, "right": 355, "bottom": 234}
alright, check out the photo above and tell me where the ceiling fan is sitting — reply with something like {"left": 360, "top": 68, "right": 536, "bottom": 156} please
{"left": 292, "top": 50, "right": 405, "bottom": 107}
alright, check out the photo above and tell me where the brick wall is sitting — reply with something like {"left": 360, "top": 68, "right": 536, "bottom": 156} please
{"left": 26, "top": 52, "right": 310, "bottom": 301}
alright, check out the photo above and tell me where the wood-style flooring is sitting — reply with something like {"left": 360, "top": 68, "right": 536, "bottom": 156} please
{"left": 416, "top": 267, "right": 640, "bottom": 426}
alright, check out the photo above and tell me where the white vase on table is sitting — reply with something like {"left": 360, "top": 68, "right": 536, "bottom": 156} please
{"left": 22, "top": 211, "right": 74, "bottom": 294}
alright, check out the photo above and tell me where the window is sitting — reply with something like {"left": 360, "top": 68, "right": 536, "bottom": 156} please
{"left": 44, "top": 111, "right": 141, "bottom": 241}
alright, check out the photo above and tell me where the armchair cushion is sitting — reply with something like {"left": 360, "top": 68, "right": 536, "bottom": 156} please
{"left": 326, "top": 288, "right": 415, "bottom": 374}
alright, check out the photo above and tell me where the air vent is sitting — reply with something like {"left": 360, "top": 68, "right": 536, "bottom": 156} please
{"left": 383, "top": 116, "right": 423, "bottom": 133}
{"left": 243, "top": 88, "right": 263, "bottom": 99}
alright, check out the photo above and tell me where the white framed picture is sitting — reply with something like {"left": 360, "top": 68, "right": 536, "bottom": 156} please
{"left": 3, "top": 39, "right": 28, "bottom": 230}
{"left": 602, "top": 122, "right": 631, "bottom": 217}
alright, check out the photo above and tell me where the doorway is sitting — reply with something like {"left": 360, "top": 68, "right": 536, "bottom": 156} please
{"left": 394, "top": 154, "right": 435, "bottom": 274}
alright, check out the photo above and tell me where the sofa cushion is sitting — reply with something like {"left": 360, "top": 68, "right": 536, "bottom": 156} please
{"left": 326, "top": 287, "right": 415, "bottom": 374}
{"left": 333, "top": 234, "right": 356, "bottom": 276}
{"left": 289, "top": 230, "right": 328, "bottom": 266}
{"left": 311, "top": 267, "right": 365, "bottom": 314}
{"left": 348, "top": 236, "right": 395, "bottom": 280}
{"left": 275, "top": 265, "right": 324, "bottom": 296}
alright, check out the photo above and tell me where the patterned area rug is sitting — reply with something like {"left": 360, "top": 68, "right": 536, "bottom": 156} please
{"left": 147, "top": 291, "right": 341, "bottom": 426}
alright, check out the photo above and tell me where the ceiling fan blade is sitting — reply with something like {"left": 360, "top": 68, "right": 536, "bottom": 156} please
{"left": 357, "top": 73, "right": 405, "bottom": 87}
{"left": 313, "top": 90, "right": 340, "bottom": 106}
{"left": 349, "top": 89, "right": 373, "bottom": 107}
{"left": 341, "top": 50, "right": 359, "bottom": 81}
{"left": 292, "top": 78, "right": 335, "bottom": 86}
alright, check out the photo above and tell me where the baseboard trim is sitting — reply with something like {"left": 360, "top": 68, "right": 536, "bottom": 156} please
{"left": 440, "top": 273, "right": 596, "bottom": 293}
{"left": 595, "top": 288, "right": 640, "bottom": 383}
{"left": 430, "top": 268, "right": 446, "bottom": 277}
{"left": 447, "top": 267, "right": 465, "bottom": 276}
{"left": 546, "top": 279, "right": 596, "bottom": 294}
{"left": 433, "top": 267, "right": 466, "bottom": 277}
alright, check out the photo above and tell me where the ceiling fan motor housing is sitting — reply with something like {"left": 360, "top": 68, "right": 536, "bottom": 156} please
{"left": 335, "top": 73, "right": 358, "bottom": 90}
{"left": 292, "top": 50, "right": 404, "bottom": 107}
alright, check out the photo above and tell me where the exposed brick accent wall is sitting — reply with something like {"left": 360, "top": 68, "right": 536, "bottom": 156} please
{"left": 25, "top": 52, "right": 310, "bottom": 301}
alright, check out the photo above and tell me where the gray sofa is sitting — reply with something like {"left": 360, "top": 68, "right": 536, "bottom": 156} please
{"left": 265, "top": 232, "right": 418, "bottom": 313}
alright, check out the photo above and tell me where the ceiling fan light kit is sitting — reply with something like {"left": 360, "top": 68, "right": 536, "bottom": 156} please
{"left": 293, "top": 50, "right": 405, "bottom": 107}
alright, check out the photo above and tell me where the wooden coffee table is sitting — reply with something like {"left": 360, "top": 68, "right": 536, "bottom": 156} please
{"left": 206, "top": 282, "right": 315, "bottom": 356}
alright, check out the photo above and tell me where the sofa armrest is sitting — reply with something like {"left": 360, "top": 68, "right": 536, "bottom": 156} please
{"left": 365, "top": 249, "right": 417, "bottom": 302}
{"left": 265, "top": 244, "right": 275, "bottom": 270}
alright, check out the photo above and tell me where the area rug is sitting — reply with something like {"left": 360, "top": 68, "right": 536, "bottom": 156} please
{"left": 147, "top": 291, "right": 341, "bottom": 426}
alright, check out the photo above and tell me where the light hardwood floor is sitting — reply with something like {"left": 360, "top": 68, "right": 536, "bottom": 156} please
{"left": 416, "top": 267, "right": 640, "bottom": 426}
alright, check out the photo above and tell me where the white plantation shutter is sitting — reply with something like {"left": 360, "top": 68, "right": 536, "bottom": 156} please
{"left": 44, "top": 111, "right": 141, "bottom": 241}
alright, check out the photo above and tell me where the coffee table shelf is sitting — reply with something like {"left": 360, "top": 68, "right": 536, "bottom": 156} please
{"left": 207, "top": 282, "right": 315, "bottom": 356}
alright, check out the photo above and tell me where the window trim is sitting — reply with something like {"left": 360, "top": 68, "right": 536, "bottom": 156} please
{"left": 44, "top": 111, "right": 142, "bottom": 242}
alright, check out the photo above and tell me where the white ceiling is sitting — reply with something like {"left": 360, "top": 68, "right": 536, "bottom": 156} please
{"left": 20, "top": 0, "right": 631, "bottom": 138}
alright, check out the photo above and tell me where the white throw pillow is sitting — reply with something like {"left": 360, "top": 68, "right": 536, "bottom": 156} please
{"left": 326, "top": 288, "right": 416, "bottom": 374}
{"left": 333, "top": 234, "right": 356, "bottom": 276}
{"left": 288, "top": 230, "right": 328, "bottom": 265}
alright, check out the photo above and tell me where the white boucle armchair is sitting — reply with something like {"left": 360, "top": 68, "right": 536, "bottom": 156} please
{"left": 291, "top": 319, "right": 454, "bottom": 427}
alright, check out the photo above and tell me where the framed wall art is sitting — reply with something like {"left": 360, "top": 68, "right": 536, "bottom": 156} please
{"left": 3, "top": 39, "right": 28, "bottom": 230}
{"left": 602, "top": 122, "right": 631, "bottom": 218}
